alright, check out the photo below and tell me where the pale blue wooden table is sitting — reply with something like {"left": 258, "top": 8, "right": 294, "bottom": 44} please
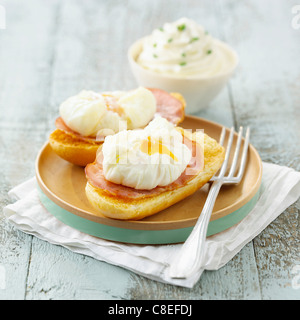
{"left": 0, "top": 0, "right": 299, "bottom": 300}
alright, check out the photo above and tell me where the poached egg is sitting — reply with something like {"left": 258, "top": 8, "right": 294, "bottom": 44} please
{"left": 59, "top": 87, "right": 156, "bottom": 137}
{"left": 102, "top": 116, "right": 192, "bottom": 190}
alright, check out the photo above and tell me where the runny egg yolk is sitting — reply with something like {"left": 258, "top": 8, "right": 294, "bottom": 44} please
{"left": 140, "top": 136, "right": 178, "bottom": 162}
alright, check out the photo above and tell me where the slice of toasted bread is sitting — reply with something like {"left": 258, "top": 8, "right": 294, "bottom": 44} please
{"left": 85, "top": 131, "right": 225, "bottom": 220}
{"left": 49, "top": 129, "right": 102, "bottom": 167}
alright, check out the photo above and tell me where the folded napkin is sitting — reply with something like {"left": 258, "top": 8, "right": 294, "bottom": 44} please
{"left": 3, "top": 162, "right": 300, "bottom": 288}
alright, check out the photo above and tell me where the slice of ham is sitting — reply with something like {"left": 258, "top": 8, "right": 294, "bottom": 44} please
{"left": 148, "top": 88, "right": 184, "bottom": 124}
{"left": 85, "top": 135, "right": 204, "bottom": 200}
{"left": 55, "top": 117, "right": 105, "bottom": 143}
{"left": 55, "top": 89, "right": 185, "bottom": 142}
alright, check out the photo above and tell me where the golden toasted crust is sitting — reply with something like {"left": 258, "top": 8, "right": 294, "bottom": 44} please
{"left": 85, "top": 130, "right": 225, "bottom": 220}
{"left": 49, "top": 129, "right": 102, "bottom": 167}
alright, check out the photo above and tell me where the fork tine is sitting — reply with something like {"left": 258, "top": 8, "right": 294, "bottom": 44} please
{"left": 217, "top": 127, "right": 235, "bottom": 178}
{"left": 234, "top": 127, "right": 250, "bottom": 181}
{"left": 212, "top": 126, "right": 234, "bottom": 181}
{"left": 219, "top": 126, "right": 226, "bottom": 146}
{"left": 228, "top": 126, "right": 243, "bottom": 177}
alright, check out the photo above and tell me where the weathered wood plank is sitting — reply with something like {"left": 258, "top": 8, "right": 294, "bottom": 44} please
{"left": 25, "top": 239, "right": 131, "bottom": 300}
{"left": 218, "top": 0, "right": 300, "bottom": 299}
{"left": 0, "top": 0, "right": 60, "bottom": 299}
{"left": 128, "top": 242, "right": 261, "bottom": 300}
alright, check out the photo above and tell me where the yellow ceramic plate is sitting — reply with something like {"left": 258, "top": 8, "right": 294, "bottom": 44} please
{"left": 36, "top": 116, "right": 262, "bottom": 244}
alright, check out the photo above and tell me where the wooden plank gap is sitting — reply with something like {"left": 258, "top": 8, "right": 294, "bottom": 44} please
{"left": 227, "top": 83, "right": 238, "bottom": 130}
{"left": 44, "top": 1, "right": 62, "bottom": 135}
{"left": 213, "top": 0, "right": 238, "bottom": 130}
{"left": 24, "top": 236, "right": 33, "bottom": 300}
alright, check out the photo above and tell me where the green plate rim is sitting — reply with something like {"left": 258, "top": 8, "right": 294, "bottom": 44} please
{"left": 37, "top": 185, "right": 261, "bottom": 244}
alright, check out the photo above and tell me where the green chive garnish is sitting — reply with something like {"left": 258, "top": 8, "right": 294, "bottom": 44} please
{"left": 207, "top": 49, "right": 212, "bottom": 54}
{"left": 168, "top": 38, "right": 173, "bottom": 43}
{"left": 177, "top": 24, "right": 186, "bottom": 31}
{"left": 179, "top": 62, "right": 186, "bottom": 66}
{"left": 190, "top": 37, "right": 199, "bottom": 43}
{"left": 182, "top": 53, "right": 186, "bottom": 57}
{"left": 159, "top": 27, "right": 164, "bottom": 32}
{"left": 153, "top": 43, "right": 157, "bottom": 47}
{"left": 153, "top": 54, "right": 158, "bottom": 58}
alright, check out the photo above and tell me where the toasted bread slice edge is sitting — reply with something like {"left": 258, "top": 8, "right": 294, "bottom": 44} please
{"left": 49, "top": 129, "right": 102, "bottom": 166}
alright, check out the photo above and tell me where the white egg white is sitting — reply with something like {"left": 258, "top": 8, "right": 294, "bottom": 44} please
{"left": 59, "top": 87, "right": 157, "bottom": 137}
{"left": 102, "top": 117, "right": 192, "bottom": 190}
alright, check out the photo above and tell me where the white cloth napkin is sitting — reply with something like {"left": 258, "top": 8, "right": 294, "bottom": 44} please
{"left": 3, "top": 162, "right": 300, "bottom": 288}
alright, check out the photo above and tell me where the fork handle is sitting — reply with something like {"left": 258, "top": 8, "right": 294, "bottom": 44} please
{"left": 169, "top": 180, "right": 222, "bottom": 279}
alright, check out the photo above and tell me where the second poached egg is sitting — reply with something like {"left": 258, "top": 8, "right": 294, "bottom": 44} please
{"left": 59, "top": 87, "right": 156, "bottom": 137}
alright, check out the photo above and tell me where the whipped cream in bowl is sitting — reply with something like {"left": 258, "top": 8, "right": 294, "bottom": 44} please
{"left": 128, "top": 17, "right": 238, "bottom": 112}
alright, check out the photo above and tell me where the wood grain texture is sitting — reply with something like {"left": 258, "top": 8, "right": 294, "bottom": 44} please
{"left": 0, "top": 0, "right": 60, "bottom": 299}
{"left": 0, "top": 0, "right": 299, "bottom": 300}
{"left": 216, "top": 0, "right": 300, "bottom": 299}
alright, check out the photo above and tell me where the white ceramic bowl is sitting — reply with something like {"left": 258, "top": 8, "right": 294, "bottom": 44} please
{"left": 128, "top": 38, "right": 239, "bottom": 114}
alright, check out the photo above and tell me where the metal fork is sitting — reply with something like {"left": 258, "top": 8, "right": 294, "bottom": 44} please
{"left": 169, "top": 126, "right": 250, "bottom": 279}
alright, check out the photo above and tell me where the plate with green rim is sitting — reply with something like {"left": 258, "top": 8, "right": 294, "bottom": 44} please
{"left": 36, "top": 115, "right": 262, "bottom": 244}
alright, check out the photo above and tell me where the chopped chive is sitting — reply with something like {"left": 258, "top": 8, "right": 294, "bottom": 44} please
{"left": 207, "top": 49, "right": 212, "bottom": 54}
{"left": 177, "top": 24, "right": 186, "bottom": 31}
{"left": 181, "top": 52, "right": 186, "bottom": 57}
{"left": 179, "top": 62, "right": 186, "bottom": 66}
{"left": 153, "top": 54, "right": 158, "bottom": 58}
{"left": 205, "top": 30, "right": 209, "bottom": 35}
{"left": 168, "top": 38, "right": 173, "bottom": 43}
{"left": 153, "top": 43, "right": 157, "bottom": 47}
{"left": 159, "top": 27, "right": 164, "bottom": 32}
{"left": 190, "top": 37, "right": 199, "bottom": 43}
